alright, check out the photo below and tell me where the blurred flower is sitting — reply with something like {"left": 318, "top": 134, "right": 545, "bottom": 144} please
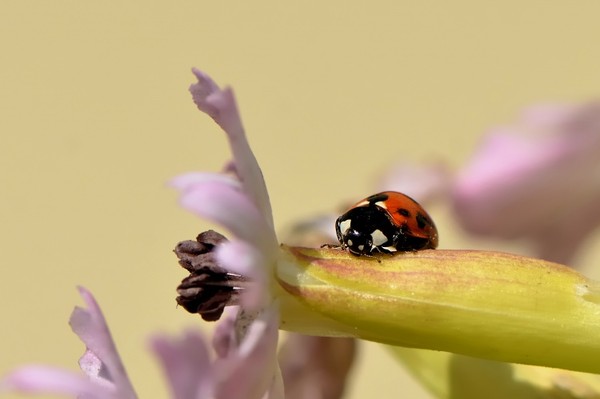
{"left": 278, "top": 335, "right": 356, "bottom": 399}
{"left": 151, "top": 306, "right": 280, "bottom": 399}
{"left": 1, "top": 287, "right": 281, "bottom": 399}
{"left": 0, "top": 287, "right": 135, "bottom": 398}
{"left": 376, "top": 162, "right": 452, "bottom": 204}
{"left": 453, "top": 102, "right": 600, "bottom": 264}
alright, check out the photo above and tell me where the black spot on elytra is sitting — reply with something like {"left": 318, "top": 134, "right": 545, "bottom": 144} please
{"left": 367, "top": 192, "right": 389, "bottom": 203}
{"left": 398, "top": 208, "right": 410, "bottom": 217}
{"left": 416, "top": 213, "right": 431, "bottom": 229}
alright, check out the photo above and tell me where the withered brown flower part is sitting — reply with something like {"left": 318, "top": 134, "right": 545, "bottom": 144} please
{"left": 175, "top": 230, "right": 227, "bottom": 272}
{"left": 174, "top": 230, "right": 247, "bottom": 322}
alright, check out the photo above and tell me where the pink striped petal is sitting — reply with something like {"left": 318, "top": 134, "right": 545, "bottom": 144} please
{"left": 149, "top": 330, "right": 213, "bottom": 399}
{"left": 177, "top": 181, "right": 278, "bottom": 255}
{"left": 0, "top": 365, "right": 114, "bottom": 398}
{"left": 190, "top": 68, "right": 275, "bottom": 230}
{"left": 215, "top": 306, "right": 281, "bottom": 399}
{"left": 169, "top": 172, "right": 240, "bottom": 192}
{"left": 69, "top": 287, "right": 137, "bottom": 399}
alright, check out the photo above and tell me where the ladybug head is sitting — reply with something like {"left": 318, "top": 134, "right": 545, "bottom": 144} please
{"left": 341, "top": 228, "right": 373, "bottom": 256}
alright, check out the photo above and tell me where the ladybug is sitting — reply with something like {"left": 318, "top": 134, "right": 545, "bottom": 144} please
{"left": 335, "top": 191, "right": 438, "bottom": 256}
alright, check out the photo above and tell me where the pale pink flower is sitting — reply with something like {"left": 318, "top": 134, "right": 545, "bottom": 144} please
{"left": 171, "top": 68, "right": 280, "bottom": 310}
{"left": 0, "top": 287, "right": 136, "bottom": 399}
{"left": 452, "top": 102, "right": 600, "bottom": 264}
{"left": 376, "top": 162, "right": 452, "bottom": 205}
{"left": 1, "top": 68, "right": 286, "bottom": 399}
{"left": 1, "top": 287, "right": 281, "bottom": 399}
{"left": 169, "top": 67, "right": 284, "bottom": 398}
{"left": 151, "top": 306, "right": 281, "bottom": 399}
{"left": 171, "top": 67, "right": 361, "bottom": 399}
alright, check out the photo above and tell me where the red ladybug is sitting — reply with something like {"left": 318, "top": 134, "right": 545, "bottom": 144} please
{"left": 335, "top": 191, "right": 438, "bottom": 256}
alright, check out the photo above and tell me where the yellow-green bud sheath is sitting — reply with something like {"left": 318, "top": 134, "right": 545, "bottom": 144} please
{"left": 275, "top": 246, "right": 600, "bottom": 373}
{"left": 389, "top": 346, "right": 600, "bottom": 399}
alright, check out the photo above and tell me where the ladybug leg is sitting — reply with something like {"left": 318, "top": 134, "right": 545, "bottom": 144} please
{"left": 321, "top": 243, "right": 342, "bottom": 249}
{"left": 356, "top": 252, "right": 382, "bottom": 263}
{"left": 372, "top": 255, "right": 383, "bottom": 263}
{"left": 373, "top": 246, "right": 394, "bottom": 255}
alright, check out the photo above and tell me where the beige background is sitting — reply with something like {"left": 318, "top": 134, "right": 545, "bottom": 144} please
{"left": 2, "top": 2, "right": 600, "bottom": 398}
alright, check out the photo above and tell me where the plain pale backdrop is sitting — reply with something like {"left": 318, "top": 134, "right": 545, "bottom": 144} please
{"left": 2, "top": 2, "right": 600, "bottom": 399}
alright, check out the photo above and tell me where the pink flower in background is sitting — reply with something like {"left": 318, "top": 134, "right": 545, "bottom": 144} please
{"left": 278, "top": 335, "right": 356, "bottom": 399}
{"left": 376, "top": 162, "right": 451, "bottom": 205}
{"left": 452, "top": 102, "right": 600, "bottom": 264}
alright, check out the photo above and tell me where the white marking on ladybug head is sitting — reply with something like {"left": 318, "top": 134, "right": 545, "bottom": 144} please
{"left": 371, "top": 229, "right": 387, "bottom": 246}
{"left": 347, "top": 239, "right": 354, "bottom": 247}
{"left": 339, "top": 219, "right": 351, "bottom": 235}
{"left": 374, "top": 201, "right": 388, "bottom": 209}
{"left": 356, "top": 200, "right": 370, "bottom": 207}
{"left": 358, "top": 244, "right": 364, "bottom": 251}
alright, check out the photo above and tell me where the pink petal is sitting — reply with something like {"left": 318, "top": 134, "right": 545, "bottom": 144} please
{"left": 520, "top": 103, "right": 578, "bottom": 128}
{"left": 177, "top": 180, "right": 278, "bottom": 256}
{"left": 532, "top": 194, "right": 600, "bottom": 263}
{"left": 79, "top": 350, "right": 114, "bottom": 388}
{"left": 0, "top": 365, "right": 114, "bottom": 398}
{"left": 221, "top": 160, "right": 238, "bottom": 176}
{"left": 188, "top": 68, "right": 221, "bottom": 118}
{"left": 190, "top": 68, "right": 275, "bottom": 230}
{"left": 278, "top": 335, "right": 356, "bottom": 399}
{"left": 215, "top": 306, "right": 281, "bottom": 399}
{"left": 376, "top": 162, "right": 452, "bottom": 204}
{"left": 261, "top": 369, "right": 285, "bottom": 399}
{"left": 169, "top": 172, "right": 240, "bottom": 192}
{"left": 212, "top": 307, "right": 239, "bottom": 359}
{"left": 453, "top": 102, "right": 600, "bottom": 263}
{"left": 215, "top": 240, "right": 263, "bottom": 277}
{"left": 216, "top": 241, "right": 268, "bottom": 310}
{"left": 149, "top": 330, "right": 213, "bottom": 399}
{"left": 69, "top": 287, "right": 137, "bottom": 399}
